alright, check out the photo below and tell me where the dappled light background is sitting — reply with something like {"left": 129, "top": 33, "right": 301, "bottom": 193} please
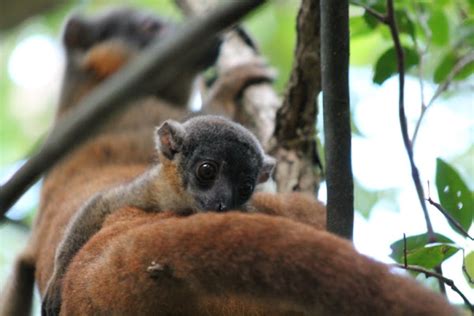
{"left": 0, "top": 0, "right": 472, "bottom": 312}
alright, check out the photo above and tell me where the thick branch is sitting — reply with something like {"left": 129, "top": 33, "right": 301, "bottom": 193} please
{"left": 321, "top": 0, "right": 353, "bottom": 239}
{"left": 271, "top": 0, "right": 322, "bottom": 194}
{"left": 0, "top": 0, "right": 265, "bottom": 216}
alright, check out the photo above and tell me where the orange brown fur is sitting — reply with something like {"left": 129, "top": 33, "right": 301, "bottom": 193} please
{"left": 82, "top": 40, "right": 134, "bottom": 79}
{"left": 32, "top": 100, "right": 189, "bottom": 294}
{"left": 60, "top": 209, "right": 456, "bottom": 316}
{"left": 251, "top": 191, "right": 326, "bottom": 230}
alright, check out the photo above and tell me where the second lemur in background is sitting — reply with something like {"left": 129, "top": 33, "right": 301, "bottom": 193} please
{"left": 42, "top": 115, "right": 275, "bottom": 315}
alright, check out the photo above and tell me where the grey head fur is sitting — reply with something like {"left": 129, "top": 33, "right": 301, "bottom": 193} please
{"left": 156, "top": 115, "right": 275, "bottom": 211}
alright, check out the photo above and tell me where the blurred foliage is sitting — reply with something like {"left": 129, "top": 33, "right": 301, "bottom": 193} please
{"left": 351, "top": 0, "right": 473, "bottom": 85}
{"left": 351, "top": 0, "right": 473, "bottom": 306}
{"left": 0, "top": 0, "right": 473, "bottom": 308}
{"left": 465, "top": 251, "right": 474, "bottom": 288}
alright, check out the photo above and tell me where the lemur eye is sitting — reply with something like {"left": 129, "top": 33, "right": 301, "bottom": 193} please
{"left": 140, "top": 18, "right": 161, "bottom": 35}
{"left": 196, "top": 161, "right": 218, "bottom": 183}
{"left": 238, "top": 182, "right": 254, "bottom": 200}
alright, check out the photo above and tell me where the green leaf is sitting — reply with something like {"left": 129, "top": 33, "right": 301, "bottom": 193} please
{"left": 433, "top": 52, "right": 456, "bottom": 83}
{"left": 434, "top": 53, "right": 474, "bottom": 83}
{"left": 395, "top": 10, "right": 416, "bottom": 40}
{"left": 428, "top": 10, "right": 450, "bottom": 46}
{"left": 435, "top": 158, "right": 474, "bottom": 233}
{"left": 359, "top": 1, "right": 386, "bottom": 28}
{"left": 363, "top": 10, "right": 380, "bottom": 29}
{"left": 351, "top": 0, "right": 385, "bottom": 8}
{"left": 456, "top": 18, "right": 474, "bottom": 47}
{"left": 373, "top": 46, "right": 419, "bottom": 84}
{"left": 464, "top": 251, "right": 474, "bottom": 288}
{"left": 350, "top": 16, "right": 374, "bottom": 38}
{"left": 390, "top": 233, "right": 454, "bottom": 263}
{"left": 390, "top": 236, "right": 459, "bottom": 269}
{"left": 454, "top": 60, "right": 474, "bottom": 81}
{"left": 405, "top": 244, "right": 460, "bottom": 269}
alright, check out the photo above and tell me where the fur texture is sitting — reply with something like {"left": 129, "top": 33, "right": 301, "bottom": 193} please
{"left": 59, "top": 208, "right": 456, "bottom": 316}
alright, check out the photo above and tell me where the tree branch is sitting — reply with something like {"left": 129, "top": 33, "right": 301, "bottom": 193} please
{"left": 384, "top": 0, "right": 435, "bottom": 240}
{"left": 383, "top": 0, "right": 448, "bottom": 293}
{"left": 271, "top": 0, "right": 322, "bottom": 194}
{"left": 412, "top": 52, "right": 474, "bottom": 144}
{"left": 321, "top": 0, "right": 353, "bottom": 239}
{"left": 176, "top": 0, "right": 280, "bottom": 150}
{"left": 350, "top": 1, "right": 387, "bottom": 23}
{"left": 0, "top": 0, "right": 266, "bottom": 216}
{"left": 393, "top": 263, "right": 474, "bottom": 312}
{"left": 426, "top": 197, "right": 474, "bottom": 240}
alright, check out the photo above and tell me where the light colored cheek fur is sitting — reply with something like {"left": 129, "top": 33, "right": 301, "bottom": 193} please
{"left": 158, "top": 158, "right": 196, "bottom": 212}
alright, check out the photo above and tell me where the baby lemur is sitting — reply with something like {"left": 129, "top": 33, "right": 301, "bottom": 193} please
{"left": 41, "top": 115, "right": 275, "bottom": 315}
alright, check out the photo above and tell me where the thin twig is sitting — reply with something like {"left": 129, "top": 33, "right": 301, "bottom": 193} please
{"left": 403, "top": 233, "right": 408, "bottom": 267}
{"left": 384, "top": 0, "right": 448, "bottom": 294}
{"left": 412, "top": 52, "right": 474, "bottom": 144}
{"left": 411, "top": 2, "right": 431, "bottom": 116}
{"left": 351, "top": 1, "right": 387, "bottom": 23}
{"left": 393, "top": 263, "right": 474, "bottom": 312}
{"left": 426, "top": 197, "right": 474, "bottom": 240}
{"left": 463, "top": 265, "right": 474, "bottom": 285}
{"left": 385, "top": 0, "right": 434, "bottom": 240}
{"left": 0, "top": 0, "right": 266, "bottom": 216}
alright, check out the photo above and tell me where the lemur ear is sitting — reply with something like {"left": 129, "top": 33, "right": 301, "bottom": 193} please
{"left": 63, "top": 14, "right": 93, "bottom": 51}
{"left": 257, "top": 155, "right": 276, "bottom": 184}
{"left": 155, "top": 120, "right": 186, "bottom": 160}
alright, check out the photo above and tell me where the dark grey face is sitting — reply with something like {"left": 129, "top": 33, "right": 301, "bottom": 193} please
{"left": 63, "top": 8, "right": 172, "bottom": 52}
{"left": 156, "top": 116, "right": 275, "bottom": 212}
{"left": 182, "top": 138, "right": 261, "bottom": 211}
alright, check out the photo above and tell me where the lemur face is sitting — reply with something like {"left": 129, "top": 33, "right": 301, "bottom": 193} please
{"left": 156, "top": 116, "right": 275, "bottom": 212}
{"left": 184, "top": 141, "right": 261, "bottom": 211}
{"left": 63, "top": 7, "right": 172, "bottom": 52}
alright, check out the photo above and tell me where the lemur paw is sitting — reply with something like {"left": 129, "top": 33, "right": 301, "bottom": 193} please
{"left": 205, "top": 59, "right": 276, "bottom": 107}
{"left": 41, "top": 280, "right": 62, "bottom": 316}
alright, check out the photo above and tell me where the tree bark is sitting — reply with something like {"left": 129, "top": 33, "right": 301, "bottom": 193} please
{"left": 320, "top": 0, "right": 354, "bottom": 239}
{"left": 270, "top": 0, "right": 322, "bottom": 194}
